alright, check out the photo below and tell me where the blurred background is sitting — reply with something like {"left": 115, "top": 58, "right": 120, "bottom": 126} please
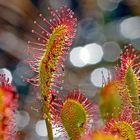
{"left": 0, "top": 0, "right": 140, "bottom": 139}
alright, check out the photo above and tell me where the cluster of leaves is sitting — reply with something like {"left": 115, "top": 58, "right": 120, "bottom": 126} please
{"left": 84, "top": 45, "right": 140, "bottom": 140}
{"left": 26, "top": 5, "right": 140, "bottom": 140}
{"left": 0, "top": 4, "right": 140, "bottom": 140}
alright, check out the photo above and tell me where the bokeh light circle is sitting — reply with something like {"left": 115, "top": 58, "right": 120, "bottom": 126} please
{"left": 84, "top": 43, "right": 103, "bottom": 64}
{"left": 0, "top": 68, "right": 12, "bottom": 84}
{"left": 97, "top": 0, "right": 119, "bottom": 11}
{"left": 35, "top": 120, "right": 48, "bottom": 137}
{"left": 70, "top": 43, "right": 103, "bottom": 67}
{"left": 120, "top": 17, "right": 140, "bottom": 39}
{"left": 90, "top": 67, "right": 111, "bottom": 87}
{"left": 35, "top": 120, "right": 62, "bottom": 138}
{"left": 52, "top": 124, "right": 63, "bottom": 138}
{"left": 103, "top": 41, "right": 121, "bottom": 61}
{"left": 79, "top": 47, "right": 90, "bottom": 64}
{"left": 70, "top": 47, "right": 86, "bottom": 67}
{"left": 15, "top": 110, "right": 30, "bottom": 131}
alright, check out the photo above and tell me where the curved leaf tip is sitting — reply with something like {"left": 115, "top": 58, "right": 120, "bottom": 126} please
{"left": 50, "top": 89, "right": 96, "bottom": 140}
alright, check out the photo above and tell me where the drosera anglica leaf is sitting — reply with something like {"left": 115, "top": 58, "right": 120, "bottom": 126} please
{"left": 99, "top": 80, "right": 122, "bottom": 121}
{"left": 115, "top": 44, "right": 140, "bottom": 120}
{"left": 104, "top": 106, "right": 140, "bottom": 140}
{"left": 25, "top": 6, "right": 77, "bottom": 140}
{"left": 25, "top": 6, "right": 77, "bottom": 89}
{"left": 0, "top": 74, "right": 18, "bottom": 140}
{"left": 50, "top": 89, "right": 97, "bottom": 140}
{"left": 82, "top": 130, "right": 120, "bottom": 140}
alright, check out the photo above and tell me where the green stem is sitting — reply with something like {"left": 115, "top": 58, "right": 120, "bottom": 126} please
{"left": 42, "top": 103, "right": 54, "bottom": 140}
{"left": 45, "top": 116, "right": 54, "bottom": 140}
{"left": 41, "top": 99, "right": 54, "bottom": 140}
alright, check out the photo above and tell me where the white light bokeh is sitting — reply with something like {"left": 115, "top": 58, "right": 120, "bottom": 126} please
{"left": 52, "top": 125, "right": 62, "bottom": 138}
{"left": 90, "top": 67, "right": 111, "bottom": 87}
{"left": 70, "top": 47, "right": 86, "bottom": 67}
{"left": 80, "top": 47, "right": 90, "bottom": 64}
{"left": 120, "top": 17, "right": 140, "bottom": 39}
{"left": 35, "top": 120, "right": 48, "bottom": 137}
{"left": 0, "top": 68, "right": 12, "bottom": 83}
{"left": 35, "top": 120, "right": 62, "bottom": 138}
{"left": 84, "top": 43, "right": 103, "bottom": 64}
{"left": 70, "top": 44, "right": 103, "bottom": 67}
{"left": 97, "top": 0, "right": 119, "bottom": 11}
{"left": 103, "top": 41, "right": 121, "bottom": 61}
{"left": 15, "top": 110, "right": 30, "bottom": 131}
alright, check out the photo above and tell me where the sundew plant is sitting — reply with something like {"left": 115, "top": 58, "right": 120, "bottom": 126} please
{"left": 0, "top": 74, "right": 18, "bottom": 140}
{"left": 25, "top": 6, "right": 140, "bottom": 140}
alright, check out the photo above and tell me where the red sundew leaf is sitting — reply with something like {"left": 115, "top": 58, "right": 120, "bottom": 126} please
{"left": 99, "top": 80, "right": 123, "bottom": 121}
{"left": 104, "top": 106, "right": 140, "bottom": 140}
{"left": 25, "top": 6, "right": 77, "bottom": 140}
{"left": 0, "top": 74, "right": 18, "bottom": 140}
{"left": 115, "top": 44, "right": 140, "bottom": 120}
{"left": 25, "top": 6, "right": 77, "bottom": 89}
{"left": 50, "top": 89, "right": 97, "bottom": 140}
{"left": 25, "top": 6, "right": 77, "bottom": 104}
{"left": 81, "top": 130, "right": 120, "bottom": 140}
